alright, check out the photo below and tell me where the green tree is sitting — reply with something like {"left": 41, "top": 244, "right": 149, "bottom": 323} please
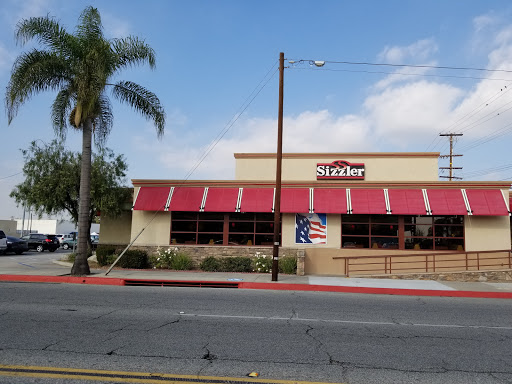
{"left": 5, "top": 6, "right": 165, "bottom": 275}
{"left": 10, "top": 140, "right": 132, "bottom": 244}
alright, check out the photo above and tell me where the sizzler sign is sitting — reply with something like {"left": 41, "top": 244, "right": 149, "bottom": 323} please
{"left": 316, "top": 160, "right": 365, "bottom": 180}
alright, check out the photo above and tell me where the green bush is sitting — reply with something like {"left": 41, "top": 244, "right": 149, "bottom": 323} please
{"left": 200, "top": 256, "right": 221, "bottom": 272}
{"left": 279, "top": 256, "right": 297, "bottom": 274}
{"left": 221, "top": 256, "right": 252, "bottom": 272}
{"left": 96, "top": 245, "right": 119, "bottom": 266}
{"left": 118, "top": 250, "right": 149, "bottom": 269}
{"left": 169, "top": 252, "right": 193, "bottom": 270}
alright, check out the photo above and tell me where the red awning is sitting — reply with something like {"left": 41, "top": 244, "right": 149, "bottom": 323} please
{"left": 427, "top": 189, "right": 468, "bottom": 215}
{"left": 350, "top": 189, "right": 387, "bottom": 214}
{"left": 465, "top": 189, "right": 509, "bottom": 216}
{"left": 203, "top": 188, "right": 239, "bottom": 212}
{"left": 168, "top": 187, "right": 205, "bottom": 212}
{"left": 133, "top": 187, "right": 171, "bottom": 211}
{"left": 388, "top": 189, "right": 428, "bottom": 215}
{"left": 240, "top": 188, "right": 274, "bottom": 213}
{"left": 313, "top": 189, "right": 347, "bottom": 214}
{"left": 281, "top": 188, "right": 310, "bottom": 213}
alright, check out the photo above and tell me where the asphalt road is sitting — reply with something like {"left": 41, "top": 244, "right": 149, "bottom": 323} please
{"left": 0, "top": 282, "right": 511, "bottom": 384}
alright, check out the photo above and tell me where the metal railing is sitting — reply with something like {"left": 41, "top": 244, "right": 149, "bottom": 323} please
{"left": 334, "top": 249, "right": 512, "bottom": 277}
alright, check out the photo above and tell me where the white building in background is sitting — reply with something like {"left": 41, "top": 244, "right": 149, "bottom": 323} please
{"left": 16, "top": 219, "right": 99, "bottom": 236}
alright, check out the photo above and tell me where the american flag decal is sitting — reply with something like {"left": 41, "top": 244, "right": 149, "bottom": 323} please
{"left": 295, "top": 213, "right": 327, "bottom": 244}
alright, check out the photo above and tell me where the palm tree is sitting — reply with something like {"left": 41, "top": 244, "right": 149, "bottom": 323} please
{"left": 6, "top": 6, "right": 165, "bottom": 275}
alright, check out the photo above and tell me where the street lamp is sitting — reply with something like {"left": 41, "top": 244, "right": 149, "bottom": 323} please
{"left": 271, "top": 53, "right": 325, "bottom": 281}
{"left": 271, "top": 52, "right": 285, "bottom": 281}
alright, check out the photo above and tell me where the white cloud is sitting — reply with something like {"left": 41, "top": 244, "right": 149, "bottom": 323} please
{"left": 364, "top": 81, "right": 463, "bottom": 146}
{"left": 137, "top": 111, "right": 373, "bottom": 179}
{"left": 374, "top": 39, "right": 439, "bottom": 89}
{"left": 377, "top": 38, "right": 438, "bottom": 64}
{"left": 473, "top": 14, "right": 495, "bottom": 33}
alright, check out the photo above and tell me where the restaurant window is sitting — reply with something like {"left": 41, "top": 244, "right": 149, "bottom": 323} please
{"left": 404, "top": 215, "right": 464, "bottom": 250}
{"left": 171, "top": 212, "right": 278, "bottom": 246}
{"left": 341, "top": 215, "right": 399, "bottom": 249}
{"left": 341, "top": 214, "right": 464, "bottom": 250}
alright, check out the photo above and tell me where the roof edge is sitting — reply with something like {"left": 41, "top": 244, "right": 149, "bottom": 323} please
{"left": 234, "top": 152, "right": 441, "bottom": 159}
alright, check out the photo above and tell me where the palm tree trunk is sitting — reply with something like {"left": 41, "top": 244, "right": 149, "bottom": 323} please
{"left": 71, "top": 118, "right": 92, "bottom": 276}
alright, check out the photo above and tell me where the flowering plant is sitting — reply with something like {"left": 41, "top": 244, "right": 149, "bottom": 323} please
{"left": 152, "top": 247, "right": 179, "bottom": 269}
{"left": 253, "top": 252, "right": 272, "bottom": 273}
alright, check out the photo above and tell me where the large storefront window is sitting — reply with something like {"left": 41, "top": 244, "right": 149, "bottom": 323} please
{"left": 171, "top": 212, "right": 278, "bottom": 246}
{"left": 341, "top": 215, "right": 399, "bottom": 249}
{"left": 341, "top": 215, "right": 464, "bottom": 250}
{"left": 405, "top": 216, "right": 464, "bottom": 250}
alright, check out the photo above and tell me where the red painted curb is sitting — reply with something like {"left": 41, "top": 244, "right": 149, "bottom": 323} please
{"left": 0, "top": 275, "right": 125, "bottom": 286}
{"left": 1, "top": 274, "right": 511, "bottom": 298}
{"left": 239, "top": 282, "right": 512, "bottom": 299}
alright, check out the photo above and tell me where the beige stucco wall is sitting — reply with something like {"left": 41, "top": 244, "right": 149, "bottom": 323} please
{"left": 99, "top": 211, "right": 132, "bottom": 245}
{"left": 464, "top": 215, "right": 511, "bottom": 251}
{"left": 235, "top": 154, "right": 439, "bottom": 182}
{"left": 131, "top": 210, "right": 171, "bottom": 246}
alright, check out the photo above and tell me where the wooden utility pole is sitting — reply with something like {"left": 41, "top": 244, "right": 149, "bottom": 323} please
{"left": 439, "top": 133, "right": 463, "bottom": 181}
{"left": 272, "top": 52, "right": 284, "bottom": 282}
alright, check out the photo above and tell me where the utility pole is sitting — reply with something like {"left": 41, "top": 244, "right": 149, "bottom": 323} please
{"left": 439, "top": 133, "right": 463, "bottom": 181}
{"left": 272, "top": 52, "right": 284, "bottom": 282}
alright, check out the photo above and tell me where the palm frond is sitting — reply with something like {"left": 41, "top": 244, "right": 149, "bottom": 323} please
{"left": 92, "top": 93, "right": 114, "bottom": 146}
{"left": 111, "top": 36, "right": 156, "bottom": 71}
{"left": 76, "top": 6, "right": 104, "bottom": 42}
{"left": 6, "top": 49, "right": 70, "bottom": 123}
{"left": 15, "top": 15, "right": 74, "bottom": 56}
{"left": 112, "top": 81, "right": 165, "bottom": 137}
{"left": 51, "top": 88, "right": 76, "bottom": 138}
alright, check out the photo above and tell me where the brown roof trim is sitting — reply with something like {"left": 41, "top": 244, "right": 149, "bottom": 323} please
{"left": 132, "top": 179, "right": 511, "bottom": 189}
{"left": 234, "top": 152, "right": 441, "bottom": 159}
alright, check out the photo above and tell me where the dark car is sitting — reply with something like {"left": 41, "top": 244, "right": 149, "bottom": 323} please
{"left": 21, "top": 234, "right": 59, "bottom": 252}
{"left": 4, "top": 236, "right": 29, "bottom": 255}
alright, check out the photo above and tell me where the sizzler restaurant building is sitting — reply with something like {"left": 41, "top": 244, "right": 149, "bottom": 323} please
{"left": 101, "top": 153, "right": 512, "bottom": 276}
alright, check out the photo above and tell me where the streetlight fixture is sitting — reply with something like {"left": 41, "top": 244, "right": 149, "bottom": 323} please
{"left": 271, "top": 53, "right": 325, "bottom": 281}
{"left": 271, "top": 52, "right": 285, "bottom": 282}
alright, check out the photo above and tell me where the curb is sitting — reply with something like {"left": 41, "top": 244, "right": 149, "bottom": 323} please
{"left": 1, "top": 274, "right": 512, "bottom": 298}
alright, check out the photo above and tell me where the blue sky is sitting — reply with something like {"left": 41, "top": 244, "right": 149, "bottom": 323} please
{"left": 2, "top": 0, "right": 512, "bottom": 219}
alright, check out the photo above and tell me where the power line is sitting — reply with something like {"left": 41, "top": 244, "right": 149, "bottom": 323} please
{"left": 296, "top": 59, "right": 512, "bottom": 74}
{"left": 290, "top": 66, "right": 512, "bottom": 82}
{"left": 0, "top": 171, "right": 22, "bottom": 181}
{"left": 426, "top": 83, "right": 512, "bottom": 152}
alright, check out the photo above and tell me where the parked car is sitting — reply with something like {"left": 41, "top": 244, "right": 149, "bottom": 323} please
{"left": 62, "top": 235, "right": 98, "bottom": 250}
{"left": 0, "top": 230, "right": 7, "bottom": 254}
{"left": 4, "top": 236, "right": 29, "bottom": 255}
{"left": 61, "top": 238, "right": 76, "bottom": 250}
{"left": 56, "top": 233, "right": 74, "bottom": 244}
{"left": 20, "top": 233, "right": 59, "bottom": 252}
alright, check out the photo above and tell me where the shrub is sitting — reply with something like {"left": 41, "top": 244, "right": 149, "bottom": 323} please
{"left": 118, "top": 250, "right": 149, "bottom": 269}
{"left": 200, "top": 256, "right": 221, "bottom": 272}
{"left": 170, "top": 252, "right": 193, "bottom": 270}
{"left": 221, "top": 256, "right": 252, "bottom": 272}
{"left": 96, "top": 245, "right": 119, "bottom": 266}
{"left": 253, "top": 252, "right": 272, "bottom": 273}
{"left": 151, "top": 247, "right": 194, "bottom": 270}
{"left": 279, "top": 255, "right": 297, "bottom": 275}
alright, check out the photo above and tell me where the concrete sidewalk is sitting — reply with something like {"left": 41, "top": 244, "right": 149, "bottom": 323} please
{"left": 0, "top": 258, "right": 511, "bottom": 298}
